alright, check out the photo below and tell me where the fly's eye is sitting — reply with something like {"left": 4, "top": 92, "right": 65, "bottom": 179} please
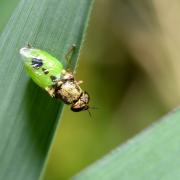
{"left": 71, "top": 104, "right": 89, "bottom": 112}
{"left": 71, "top": 106, "right": 84, "bottom": 112}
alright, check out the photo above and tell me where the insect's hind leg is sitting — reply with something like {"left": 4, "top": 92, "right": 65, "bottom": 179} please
{"left": 64, "top": 44, "right": 76, "bottom": 70}
{"left": 45, "top": 87, "right": 55, "bottom": 97}
{"left": 26, "top": 43, "right": 32, "bottom": 48}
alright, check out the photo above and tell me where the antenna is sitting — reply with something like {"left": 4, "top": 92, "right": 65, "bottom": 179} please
{"left": 86, "top": 106, "right": 99, "bottom": 118}
{"left": 87, "top": 109, "right": 92, "bottom": 118}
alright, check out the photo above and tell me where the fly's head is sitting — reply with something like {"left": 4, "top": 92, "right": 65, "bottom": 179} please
{"left": 71, "top": 92, "right": 90, "bottom": 112}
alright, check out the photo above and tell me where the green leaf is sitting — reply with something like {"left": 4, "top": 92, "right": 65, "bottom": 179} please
{"left": 74, "top": 108, "right": 180, "bottom": 180}
{"left": 0, "top": 0, "right": 20, "bottom": 33}
{"left": 0, "top": 0, "right": 93, "bottom": 179}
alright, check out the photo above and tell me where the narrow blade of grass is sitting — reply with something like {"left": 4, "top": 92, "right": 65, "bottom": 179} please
{"left": 74, "top": 108, "right": 180, "bottom": 180}
{"left": 0, "top": 0, "right": 92, "bottom": 179}
{"left": 0, "top": 0, "right": 20, "bottom": 33}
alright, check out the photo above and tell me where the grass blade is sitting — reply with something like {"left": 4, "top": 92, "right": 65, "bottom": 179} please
{"left": 74, "top": 108, "right": 180, "bottom": 180}
{"left": 0, "top": 0, "right": 20, "bottom": 33}
{"left": 0, "top": 0, "right": 92, "bottom": 179}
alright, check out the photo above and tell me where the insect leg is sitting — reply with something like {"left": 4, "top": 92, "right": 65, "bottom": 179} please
{"left": 76, "top": 80, "right": 83, "bottom": 85}
{"left": 27, "top": 43, "right": 32, "bottom": 48}
{"left": 45, "top": 87, "right": 55, "bottom": 97}
{"left": 64, "top": 44, "right": 76, "bottom": 70}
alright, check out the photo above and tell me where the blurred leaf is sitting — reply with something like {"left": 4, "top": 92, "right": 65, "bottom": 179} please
{"left": 0, "top": 0, "right": 20, "bottom": 33}
{"left": 74, "top": 108, "right": 180, "bottom": 180}
{"left": 0, "top": 0, "right": 92, "bottom": 180}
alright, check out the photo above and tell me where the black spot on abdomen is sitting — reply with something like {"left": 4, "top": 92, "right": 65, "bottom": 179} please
{"left": 50, "top": 75, "right": 58, "bottom": 82}
{"left": 32, "top": 58, "right": 43, "bottom": 68}
{"left": 42, "top": 68, "right": 49, "bottom": 74}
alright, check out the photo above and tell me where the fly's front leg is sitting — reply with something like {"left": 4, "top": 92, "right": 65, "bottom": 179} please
{"left": 76, "top": 80, "right": 83, "bottom": 85}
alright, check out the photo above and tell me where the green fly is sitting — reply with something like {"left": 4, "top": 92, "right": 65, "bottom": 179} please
{"left": 19, "top": 44, "right": 90, "bottom": 112}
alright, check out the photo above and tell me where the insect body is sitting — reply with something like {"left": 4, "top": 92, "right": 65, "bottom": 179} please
{"left": 19, "top": 45, "right": 90, "bottom": 112}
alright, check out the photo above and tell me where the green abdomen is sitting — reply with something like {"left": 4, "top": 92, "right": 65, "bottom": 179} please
{"left": 24, "top": 49, "right": 64, "bottom": 89}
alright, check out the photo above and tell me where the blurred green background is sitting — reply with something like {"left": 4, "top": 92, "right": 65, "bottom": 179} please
{"left": 1, "top": 0, "right": 180, "bottom": 179}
